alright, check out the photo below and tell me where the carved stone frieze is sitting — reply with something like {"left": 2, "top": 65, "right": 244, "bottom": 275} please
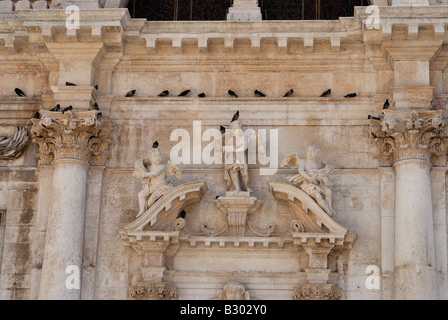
{"left": 369, "top": 110, "right": 448, "bottom": 165}
{"left": 129, "top": 283, "right": 177, "bottom": 301}
{"left": 30, "top": 110, "right": 113, "bottom": 165}
{"left": 0, "top": 127, "right": 30, "bottom": 160}
{"left": 293, "top": 284, "right": 342, "bottom": 301}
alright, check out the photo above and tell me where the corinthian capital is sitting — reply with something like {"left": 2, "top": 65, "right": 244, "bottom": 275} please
{"left": 31, "top": 110, "right": 113, "bottom": 165}
{"left": 369, "top": 110, "right": 448, "bottom": 165}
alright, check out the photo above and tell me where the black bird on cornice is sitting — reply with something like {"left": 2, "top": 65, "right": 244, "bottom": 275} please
{"left": 153, "top": 141, "right": 159, "bottom": 149}
{"left": 254, "top": 89, "right": 266, "bottom": 97}
{"left": 344, "top": 93, "right": 357, "bottom": 98}
{"left": 93, "top": 103, "right": 100, "bottom": 111}
{"left": 220, "top": 125, "right": 226, "bottom": 135}
{"left": 231, "top": 111, "right": 240, "bottom": 123}
{"left": 228, "top": 90, "right": 238, "bottom": 98}
{"left": 383, "top": 99, "right": 390, "bottom": 110}
{"left": 178, "top": 90, "right": 191, "bottom": 97}
{"left": 50, "top": 104, "right": 61, "bottom": 112}
{"left": 94, "top": 85, "right": 99, "bottom": 90}
{"left": 284, "top": 89, "right": 294, "bottom": 97}
{"left": 62, "top": 106, "right": 73, "bottom": 114}
{"left": 179, "top": 210, "right": 187, "bottom": 219}
{"left": 320, "top": 89, "right": 332, "bottom": 97}
{"left": 158, "top": 90, "right": 169, "bottom": 97}
{"left": 15, "top": 88, "right": 26, "bottom": 97}
{"left": 126, "top": 90, "right": 136, "bottom": 97}
{"left": 66, "top": 82, "right": 77, "bottom": 86}
{"left": 33, "top": 111, "right": 40, "bottom": 119}
{"left": 198, "top": 93, "right": 206, "bottom": 98}
{"left": 368, "top": 115, "right": 381, "bottom": 121}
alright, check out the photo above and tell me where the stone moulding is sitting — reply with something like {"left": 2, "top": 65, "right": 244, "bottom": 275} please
{"left": 0, "top": 126, "right": 30, "bottom": 160}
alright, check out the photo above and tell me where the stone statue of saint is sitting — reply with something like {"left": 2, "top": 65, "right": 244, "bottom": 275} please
{"left": 281, "top": 143, "right": 336, "bottom": 218}
{"left": 133, "top": 143, "right": 182, "bottom": 217}
{"left": 215, "top": 115, "right": 264, "bottom": 194}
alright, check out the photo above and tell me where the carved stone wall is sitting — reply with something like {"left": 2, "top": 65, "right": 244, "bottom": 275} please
{"left": 1, "top": 2, "right": 448, "bottom": 301}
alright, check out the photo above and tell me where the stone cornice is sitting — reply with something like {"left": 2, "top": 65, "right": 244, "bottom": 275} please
{"left": 30, "top": 110, "right": 113, "bottom": 165}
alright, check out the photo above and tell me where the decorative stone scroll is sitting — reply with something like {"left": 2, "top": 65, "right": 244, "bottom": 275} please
{"left": 369, "top": 110, "right": 448, "bottom": 165}
{"left": 293, "top": 284, "right": 342, "bottom": 301}
{"left": 0, "top": 127, "right": 30, "bottom": 160}
{"left": 30, "top": 110, "right": 113, "bottom": 165}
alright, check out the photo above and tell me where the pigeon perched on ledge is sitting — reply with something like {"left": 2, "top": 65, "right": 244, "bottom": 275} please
{"left": 228, "top": 90, "right": 238, "bottom": 98}
{"left": 15, "top": 88, "right": 26, "bottom": 97}
{"left": 320, "top": 89, "right": 331, "bottom": 97}
{"left": 126, "top": 90, "right": 136, "bottom": 97}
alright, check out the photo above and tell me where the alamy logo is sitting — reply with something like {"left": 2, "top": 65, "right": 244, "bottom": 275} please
{"left": 65, "top": 5, "right": 80, "bottom": 31}
{"left": 365, "top": 5, "right": 380, "bottom": 30}
{"left": 170, "top": 121, "right": 279, "bottom": 176}
{"left": 365, "top": 265, "right": 381, "bottom": 290}
{"left": 65, "top": 265, "right": 80, "bottom": 290}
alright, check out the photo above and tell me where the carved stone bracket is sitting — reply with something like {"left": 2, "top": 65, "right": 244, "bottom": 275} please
{"left": 0, "top": 127, "right": 30, "bottom": 160}
{"left": 293, "top": 284, "right": 342, "bottom": 300}
{"left": 31, "top": 110, "right": 113, "bottom": 165}
{"left": 369, "top": 110, "right": 448, "bottom": 166}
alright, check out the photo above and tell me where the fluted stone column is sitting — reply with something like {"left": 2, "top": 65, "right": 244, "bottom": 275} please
{"left": 31, "top": 110, "right": 113, "bottom": 299}
{"left": 370, "top": 110, "right": 447, "bottom": 299}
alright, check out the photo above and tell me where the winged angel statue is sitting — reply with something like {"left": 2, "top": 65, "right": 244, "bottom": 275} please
{"left": 133, "top": 143, "right": 183, "bottom": 217}
{"left": 281, "top": 143, "right": 336, "bottom": 218}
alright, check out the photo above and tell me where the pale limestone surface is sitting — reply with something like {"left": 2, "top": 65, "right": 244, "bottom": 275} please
{"left": 0, "top": 0, "right": 447, "bottom": 300}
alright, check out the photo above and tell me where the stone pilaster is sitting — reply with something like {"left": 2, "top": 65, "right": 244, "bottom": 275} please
{"left": 31, "top": 111, "right": 113, "bottom": 299}
{"left": 370, "top": 109, "right": 447, "bottom": 299}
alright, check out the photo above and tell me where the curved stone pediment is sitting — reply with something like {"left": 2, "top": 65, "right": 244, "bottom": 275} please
{"left": 269, "top": 182, "right": 348, "bottom": 241}
{"left": 124, "top": 181, "right": 208, "bottom": 232}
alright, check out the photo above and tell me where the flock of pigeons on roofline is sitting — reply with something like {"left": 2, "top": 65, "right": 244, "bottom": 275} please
{"left": 14, "top": 84, "right": 389, "bottom": 122}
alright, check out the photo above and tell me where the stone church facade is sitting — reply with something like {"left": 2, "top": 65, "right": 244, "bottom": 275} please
{"left": 0, "top": 0, "right": 447, "bottom": 300}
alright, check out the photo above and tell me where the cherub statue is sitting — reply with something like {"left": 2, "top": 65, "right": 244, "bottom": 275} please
{"left": 133, "top": 142, "right": 182, "bottom": 217}
{"left": 215, "top": 112, "right": 265, "bottom": 194}
{"left": 281, "top": 143, "right": 336, "bottom": 218}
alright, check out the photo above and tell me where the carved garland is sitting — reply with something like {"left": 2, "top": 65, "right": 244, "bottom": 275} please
{"left": 293, "top": 284, "right": 342, "bottom": 301}
{"left": 129, "top": 283, "right": 177, "bottom": 300}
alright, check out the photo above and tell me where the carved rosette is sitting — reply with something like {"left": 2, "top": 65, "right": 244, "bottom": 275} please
{"left": 129, "top": 283, "right": 177, "bottom": 301}
{"left": 31, "top": 110, "right": 113, "bottom": 165}
{"left": 293, "top": 284, "right": 342, "bottom": 301}
{"left": 369, "top": 110, "right": 448, "bottom": 166}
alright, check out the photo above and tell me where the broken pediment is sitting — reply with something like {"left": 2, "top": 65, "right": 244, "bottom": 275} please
{"left": 269, "top": 182, "right": 348, "bottom": 246}
{"left": 123, "top": 181, "right": 208, "bottom": 233}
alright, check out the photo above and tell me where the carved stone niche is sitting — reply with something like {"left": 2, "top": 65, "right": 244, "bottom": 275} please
{"left": 119, "top": 181, "right": 208, "bottom": 299}
{"left": 269, "top": 182, "right": 356, "bottom": 299}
